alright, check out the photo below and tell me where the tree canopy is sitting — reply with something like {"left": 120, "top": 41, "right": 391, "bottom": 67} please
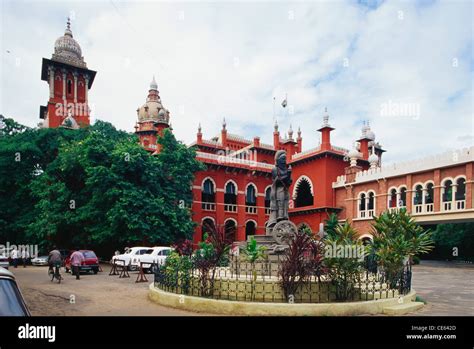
{"left": 0, "top": 118, "right": 204, "bottom": 256}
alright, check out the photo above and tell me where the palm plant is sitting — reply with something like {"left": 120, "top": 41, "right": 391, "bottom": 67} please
{"left": 324, "top": 213, "right": 340, "bottom": 239}
{"left": 323, "top": 221, "right": 366, "bottom": 301}
{"left": 371, "top": 209, "right": 434, "bottom": 287}
{"left": 242, "top": 236, "right": 267, "bottom": 299}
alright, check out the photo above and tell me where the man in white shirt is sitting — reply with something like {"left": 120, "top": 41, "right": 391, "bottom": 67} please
{"left": 10, "top": 248, "right": 19, "bottom": 268}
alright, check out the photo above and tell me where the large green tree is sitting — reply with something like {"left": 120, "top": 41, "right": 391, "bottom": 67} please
{"left": 1, "top": 118, "right": 203, "bottom": 256}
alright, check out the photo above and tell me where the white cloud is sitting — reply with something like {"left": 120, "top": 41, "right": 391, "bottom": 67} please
{"left": 1, "top": 0, "right": 472, "bottom": 164}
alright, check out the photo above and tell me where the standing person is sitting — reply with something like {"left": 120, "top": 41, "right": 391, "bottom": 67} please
{"left": 21, "top": 248, "right": 29, "bottom": 268}
{"left": 70, "top": 248, "right": 85, "bottom": 280}
{"left": 10, "top": 247, "right": 19, "bottom": 268}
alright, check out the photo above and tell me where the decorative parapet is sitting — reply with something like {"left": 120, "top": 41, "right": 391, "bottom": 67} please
{"left": 331, "top": 145, "right": 349, "bottom": 153}
{"left": 196, "top": 151, "right": 273, "bottom": 171}
{"left": 291, "top": 146, "right": 322, "bottom": 160}
{"left": 333, "top": 146, "right": 474, "bottom": 188}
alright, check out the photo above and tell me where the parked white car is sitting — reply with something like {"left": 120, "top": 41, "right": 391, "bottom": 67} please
{"left": 111, "top": 247, "right": 154, "bottom": 270}
{"left": 31, "top": 256, "right": 49, "bottom": 266}
{"left": 0, "top": 255, "right": 9, "bottom": 269}
{"left": 130, "top": 246, "right": 174, "bottom": 273}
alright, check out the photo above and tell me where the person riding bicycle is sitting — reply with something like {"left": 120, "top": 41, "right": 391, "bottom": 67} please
{"left": 48, "top": 246, "right": 62, "bottom": 278}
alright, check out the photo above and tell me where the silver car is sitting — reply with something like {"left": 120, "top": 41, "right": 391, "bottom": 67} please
{"left": 0, "top": 267, "right": 30, "bottom": 316}
{"left": 0, "top": 255, "right": 9, "bottom": 269}
{"left": 31, "top": 256, "right": 49, "bottom": 266}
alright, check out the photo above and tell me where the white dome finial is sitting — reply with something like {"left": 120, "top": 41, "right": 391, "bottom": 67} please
{"left": 150, "top": 75, "right": 158, "bottom": 90}
{"left": 347, "top": 142, "right": 361, "bottom": 167}
{"left": 288, "top": 124, "right": 293, "bottom": 139}
{"left": 369, "top": 146, "right": 379, "bottom": 168}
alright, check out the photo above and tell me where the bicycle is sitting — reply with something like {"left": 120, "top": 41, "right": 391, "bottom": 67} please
{"left": 48, "top": 262, "right": 63, "bottom": 283}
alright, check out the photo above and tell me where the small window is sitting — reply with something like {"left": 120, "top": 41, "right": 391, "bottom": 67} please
{"left": 67, "top": 80, "right": 72, "bottom": 95}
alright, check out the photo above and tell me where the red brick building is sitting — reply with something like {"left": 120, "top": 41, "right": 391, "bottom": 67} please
{"left": 40, "top": 22, "right": 474, "bottom": 244}
{"left": 132, "top": 77, "right": 473, "bottom": 244}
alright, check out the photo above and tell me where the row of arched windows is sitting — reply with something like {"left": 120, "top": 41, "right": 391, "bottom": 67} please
{"left": 201, "top": 217, "right": 257, "bottom": 241}
{"left": 357, "top": 176, "right": 467, "bottom": 217}
{"left": 201, "top": 175, "right": 318, "bottom": 213}
{"left": 201, "top": 178, "right": 272, "bottom": 214}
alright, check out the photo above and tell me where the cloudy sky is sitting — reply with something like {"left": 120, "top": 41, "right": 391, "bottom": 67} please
{"left": 1, "top": 0, "right": 472, "bottom": 163}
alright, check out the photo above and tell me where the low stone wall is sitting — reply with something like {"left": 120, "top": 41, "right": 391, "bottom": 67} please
{"left": 148, "top": 283, "right": 417, "bottom": 316}
{"left": 158, "top": 271, "right": 400, "bottom": 303}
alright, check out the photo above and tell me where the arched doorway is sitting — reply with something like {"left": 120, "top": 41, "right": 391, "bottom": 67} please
{"left": 202, "top": 218, "right": 215, "bottom": 241}
{"left": 224, "top": 219, "right": 237, "bottom": 242}
{"left": 245, "top": 220, "right": 256, "bottom": 240}
{"left": 294, "top": 177, "right": 313, "bottom": 207}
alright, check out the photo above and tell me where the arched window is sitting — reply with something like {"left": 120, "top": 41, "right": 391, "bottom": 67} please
{"left": 359, "top": 193, "right": 366, "bottom": 218}
{"left": 264, "top": 187, "right": 271, "bottom": 214}
{"left": 367, "top": 191, "right": 375, "bottom": 216}
{"left": 413, "top": 185, "right": 423, "bottom": 205}
{"left": 202, "top": 178, "right": 215, "bottom": 210}
{"left": 245, "top": 184, "right": 256, "bottom": 206}
{"left": 245, "top": 221, "right": 256, "bottom": 240}
{"left": 202, "top": 218, "right": 215, "bottom": 241}
{"left": 67, "top": 79, "right": 72, "bottom": 95}
{"left": 388, "top": 188, "right": 397, "bottom": 208}
{"left": 442, "top": 180, "right": 453, "bottom": 202}
{"left": 399, "top": 187, "right": 407, "bottom": 207}
{"left": 455, "top": 177, "right": 466, "bottom": 210}
{"left": 245, "top": 184, "right": 257, "bottom": 214}
{"left": 442, "top": 179, "right": 454, "bottom": 211}
{"left": 455, "top": 178, "right": 466, "bottom": 201}
{"left": 425, "top": 182, "right": 434, "bottom": 204}
{"left": 224, "top": 181, "right": 237, "bottom": 212}
{"left": 294, "top": 177, "right": 313, "bottom": 208}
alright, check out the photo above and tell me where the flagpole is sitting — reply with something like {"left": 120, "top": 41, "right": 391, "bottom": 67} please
{"left": 273, "top": 96, "right": 276, "bottom": 122}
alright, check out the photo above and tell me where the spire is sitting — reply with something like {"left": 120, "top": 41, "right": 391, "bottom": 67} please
{"left": 322, "top": 107, "right": 330, "bottom": 127}
{"left": 288, "top": 124, "right": 293, "bottom": 139}
{"left": 150, "top": 75, "right": 158, "bottom": 91}
{"left": 198, "top": 123, "right": 202, "bottom": 134}
{"left": 297, "top": 126, "right": 301, "bottom": 138}
{"left": 65, "top": 17, "right": 73, "bottom": 37}
{"left": 222, "top": 117, "right": 227, "bottom": 130}
{"left": 274, "top": 119, "right": 279, "bottom": 132}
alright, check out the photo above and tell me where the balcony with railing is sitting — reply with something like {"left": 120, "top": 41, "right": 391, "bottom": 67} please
{"left": 202, "top": 202, "right": 216, "bottom": 211}
{"left": 224, "top": 204, "right": 237, "bottom": 213}
{"left": 245, "top": 206, "right": 257, "bottom": 214}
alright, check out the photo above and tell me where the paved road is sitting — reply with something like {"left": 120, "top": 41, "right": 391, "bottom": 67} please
{"left": 10, "top": 260, "right": 474, "bottom": 316}
{"left": 410, "top": 260, "right": 474, "bottom": 316}
{"left": 12, "top": 264, "right": 204, "bottom": 316}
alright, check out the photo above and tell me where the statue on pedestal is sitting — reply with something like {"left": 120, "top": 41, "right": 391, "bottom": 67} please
{"left": 266, "top": 150, "right": 297, "bottom": 245}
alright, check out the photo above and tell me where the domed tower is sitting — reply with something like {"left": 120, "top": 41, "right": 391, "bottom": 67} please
{"left": 39, "top": 18, "right": 96, "bottom": 128}
{"left": 134, "top": 76, "right": 171, "bottom": 153}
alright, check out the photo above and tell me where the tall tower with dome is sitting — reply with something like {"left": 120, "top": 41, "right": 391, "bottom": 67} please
{"left": 39, "top": 18, "right": 96, "bottom": 128}
{"left": 134, "top": 76, "right": 171, "bottom": 154}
